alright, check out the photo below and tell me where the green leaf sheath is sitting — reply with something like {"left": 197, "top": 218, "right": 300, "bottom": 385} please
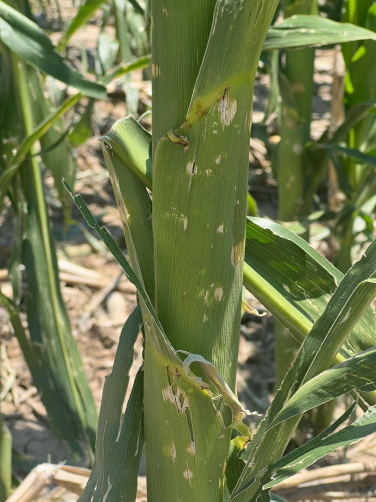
{"left": 151, "top": 0, "right": 217, "bottom": 150}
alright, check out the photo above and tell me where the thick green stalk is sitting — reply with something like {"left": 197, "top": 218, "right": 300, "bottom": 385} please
{"left": 148, "top": 1, "right": 279, "bottom": 500}
{"left": 276, "top": 0, "right": 317, "bottom": 388}
{"left": 278, "top": 0, "right": 317, "bottom": 222}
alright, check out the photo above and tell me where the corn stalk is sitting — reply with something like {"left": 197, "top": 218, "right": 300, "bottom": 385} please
{"left": 144, "top": 1, "right": 279, "bottom": 499}
{"left": 278, "top": 0, "right": 317, "bottom": 224}
{"left": 274, "top": 0, "right": 318, "bottom": 389}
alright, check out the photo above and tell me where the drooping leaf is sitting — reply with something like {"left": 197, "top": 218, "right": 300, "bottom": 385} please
{"left": 261, "top": 402, "right": 376, "bottom": 495}
{"left": 231, "top": 238, "right": 376, "bottom": 501}
{"left": 0, "top": 93, "right": 82, "bottom": 212}
{"left": 58, "top": 0, "right": 108, "bottom": 50}
{"left": 264, "top": 15, "right": 376, "bottom": 51}
{"left": 271, "top": 346, "right": 376, "bottom": 429}
{"left": 0, "top": 1, "right": 106, "bottom": 98}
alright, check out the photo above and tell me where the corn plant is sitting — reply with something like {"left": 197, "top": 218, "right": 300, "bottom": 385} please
{"left": 259, "top": 4, "right": 376, "bottom": 386}
{"left": 333, "top": 0, "right": 376, "bottom": 271}
{"left": 271, "top": 3, "right": 376, "bottom": 274}
{"left": 63, "top": 1, "right": 376, "bottom": 501}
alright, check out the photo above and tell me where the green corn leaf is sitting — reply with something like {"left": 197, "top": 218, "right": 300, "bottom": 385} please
{"left": 58, "top": 0, "right": 109, "bottom": 51}
{"left": 64, "top": 180, "right": 178, "bottom": 364}
{"left": 264, "top": 15, "right": 376, "bottom": 51}
{"left": 128, "top": 0, "right": 144, "bottom": 15}
{"left": 326, "top": 144, "right": 376, "bottom": 167}
{"left": 271, "top": 494, "right": 287, "bottom": 502}
{"left": 344, "top": 3, "right": 376, "bottom": 109}
{"left": 244, "top": 218, "right": 376, "bottom": 371}
{"left": 23, "top": 66, "right": 77, "bottom": 220}
{"left": 2, "top": 51, "right": 98, "bottom": 461}
{"left": 100, "top": 56, "right": 150, "bottom": 86}
{"left": 69, "top": 98, "right": 95, "bottom": 147}
{"left": 271, "top": 346, "right": 376, "bottom": 428}
{"left": 327, "top": 99, "right": 376, "bottom": 145}
{"left": 96, "top": 33, "right": 119, "bottom": 76}
{"left": 81, "top": 305, "right": 144, "bottom": 502}
{"left": 0, "top": 1, "right": 106, "bottom": 98}
{"left": 231, "top": 237, "right": 376, "bottom": 501}
{"left": 0, "top": 93, "right": 81, "bottom": 213}
{"left": 262, "top": 402, "right": 376, "bottom": 494}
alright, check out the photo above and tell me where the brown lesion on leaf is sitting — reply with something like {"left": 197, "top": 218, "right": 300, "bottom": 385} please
{"left": 231, "top": 239, "right": 245, "bottom": 267}
{"left": 152, "top": 63, "right": 161, "bottom": 79}
{"left": 183, "top": 462, "right": 193, "bottom": 484}
{"left": 187, "top": 441, "right": 196, "bottom": 456}
{"left": 218, "top": 86, "right": 237, "bottom": 126}
{"left": 162, "top": 366, "right": 189, "bottom": 414}
{"left": 170, "top": 442, "right": 177, "bottom": 462}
